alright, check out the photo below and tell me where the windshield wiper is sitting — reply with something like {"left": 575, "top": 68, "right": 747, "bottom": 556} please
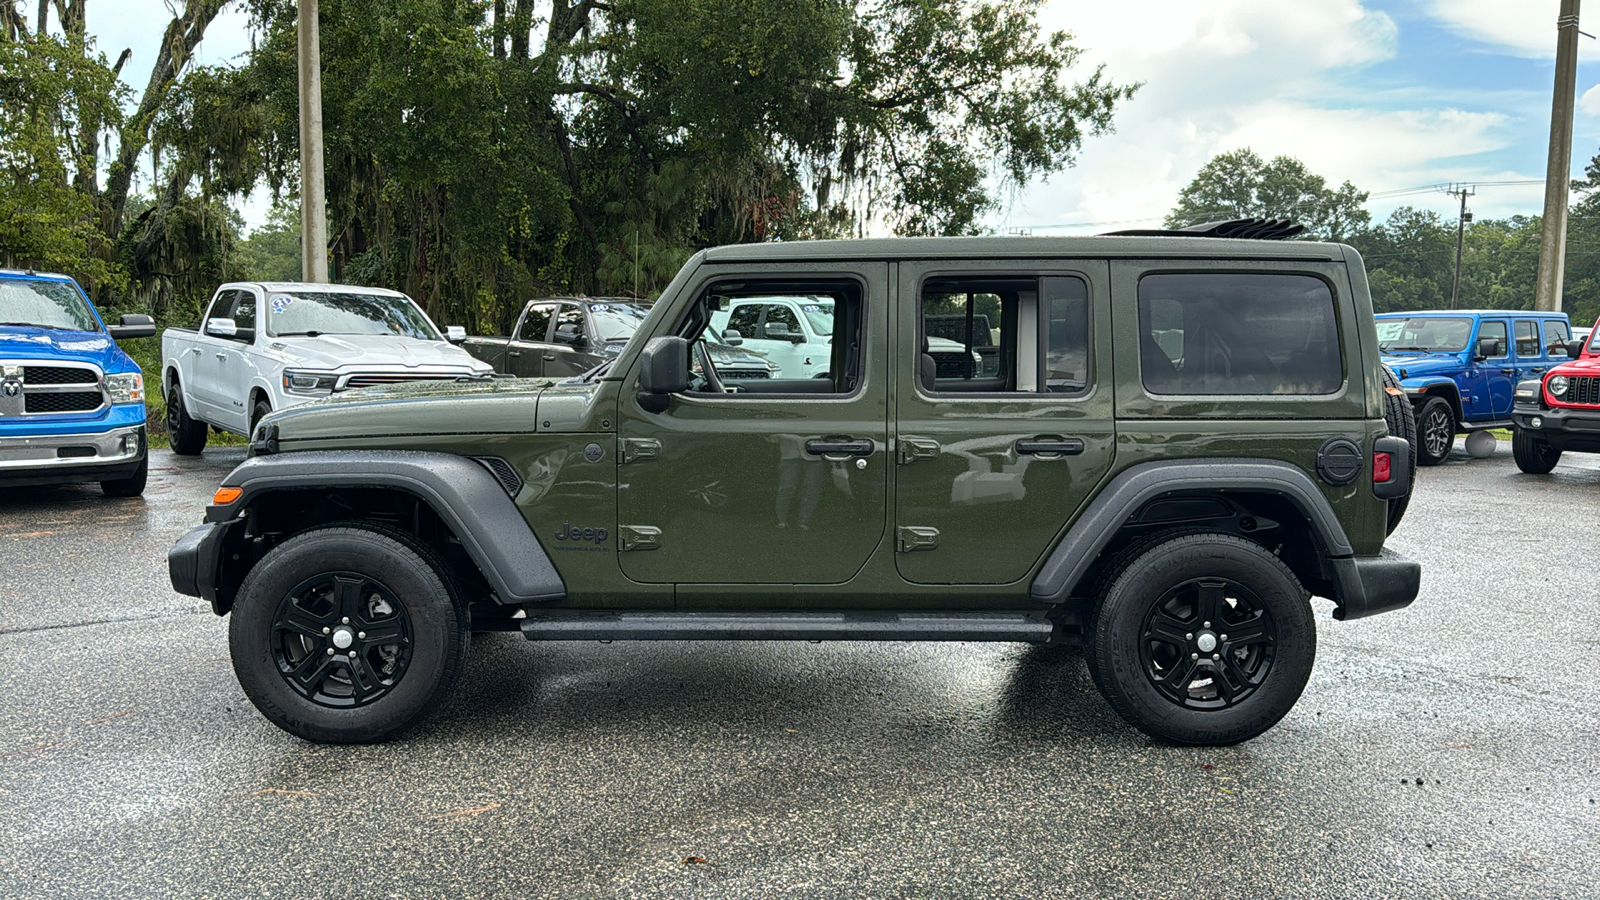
{"left": 276, "top": 330, "right": 324, "bottom": 337}
{"left": 580, "top": 359, "right": 615, "bottom": 382}
{"left": 1382, "top": 346, "right": 1432, "bottom": 352}
{"left": 0, "top": 321, "right": 46, "bottom": 328}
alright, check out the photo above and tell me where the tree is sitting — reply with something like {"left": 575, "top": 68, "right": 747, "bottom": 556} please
{"left": 219, "top": 0, "right": 1135, "bottom": 331}
{"left": 1165, "top": 149, "right": 1370, "bottom": 241}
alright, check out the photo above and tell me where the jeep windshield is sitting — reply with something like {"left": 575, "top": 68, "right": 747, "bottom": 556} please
{"left": 0, "top": 280, "right": 99, "bottom": 332}
{"left": 267, "top": 290, "right": 441, "bottom": 340}
{"left": 1376, "top": 316, "right": 1472, "bottom": 352}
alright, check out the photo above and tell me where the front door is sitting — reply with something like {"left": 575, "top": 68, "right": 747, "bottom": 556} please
{"left": 1475, "top": 318, "right": 1514, "bottom": 417}
{"left": 616, "top": 263, "right": 889, "bottom": 589}
{"left": 893, "top": 260, "right": 1116, "bottom": 585}
{"left": 507, "top": 302, "right": 555, "bottom": 378}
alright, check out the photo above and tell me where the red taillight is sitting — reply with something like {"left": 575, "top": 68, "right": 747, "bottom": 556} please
{"left": 1373, "top": 452, "right": 1392, "bottom": 483}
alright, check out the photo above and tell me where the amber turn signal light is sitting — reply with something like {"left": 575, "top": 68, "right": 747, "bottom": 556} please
{"left": 212, "top": 486, "right": 243, "bottom": 505}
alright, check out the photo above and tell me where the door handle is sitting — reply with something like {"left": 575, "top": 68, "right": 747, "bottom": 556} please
{"left": 543, "top": 354, "right": 557, "bottom": 361}
{"left": 508, "top": 350, "right": 521, "bottom": 357}
{"left": 1500, "top": 368, "right": 1517, "bottom": 376}
{"left": 1016, "top": 437, "right": 1085, "bottom": 457}
{"left": 805, "top": 438, "right": 873, "bottom": 459}
{"left": 1531, "top": 368, "right": 1545, "bottom": 374}
{"left": 215, "top": 353, "right": 227, "bottom": 361}
{"left": 187, "top": 347, "right": 199, "bottom": 354}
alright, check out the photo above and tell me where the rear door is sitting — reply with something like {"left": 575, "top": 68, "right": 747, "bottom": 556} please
{"left": 892, "top": 259, "right": 1115, "bottom": 585}
{"left": 1513, "top": 318, "right": 1547, "bottom": 387}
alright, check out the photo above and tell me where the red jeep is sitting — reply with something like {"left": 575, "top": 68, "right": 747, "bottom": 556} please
{"left": 1511, "top": 315, "right": 1600, "bottom": 473}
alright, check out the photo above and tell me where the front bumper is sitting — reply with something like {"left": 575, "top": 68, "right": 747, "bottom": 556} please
{"left": 1512, "top": 404, "right": 1600, "bottom": 452}
{"left": 0, "top": 424, "right": 145, "bottom": 487}
{"left": 169, "top": 518, "right": 245, "bottom": 614}
{"left": 1330, "top": 548, "right": 1421, "bottom": 621}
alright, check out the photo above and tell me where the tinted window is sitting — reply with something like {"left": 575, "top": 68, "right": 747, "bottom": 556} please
{"left": 231, "top": 292, "right": 257, "bottom": 333}
{"left": 1138, "top": 273, "right": 1341, "bottom": 395}
{"left": 1514, "top": 320, "right": 1539, "bottom": 357}
{"left": 555, "top": 304, "right": 586, "bottom": 340}
{"left": 918, "top": 274, "right": 1089, "bottom": 394}
{"left": 1477, "top": 321, "right": 1508, "bottom": 358}
{"left": 726, "top": 304, "right": 762, "bottom": 338}
{"left": 1544, "top": 320, "right": 1571, "bottom": 357}
{"left": 517, "top": 303, "right": 555, "bottom": 342}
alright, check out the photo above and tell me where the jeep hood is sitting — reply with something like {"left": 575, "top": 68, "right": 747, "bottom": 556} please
{"left": 269, "top": 377, "right": 552, "bottom": 443}
{"left": 264, "top": 333, "right": 490, "bottom": 372}
{"left": 266, "top": 376, "right": 607, "bottom": 444}
{"left": 1383, "top": 354, "right": 1464, "bottom": 379}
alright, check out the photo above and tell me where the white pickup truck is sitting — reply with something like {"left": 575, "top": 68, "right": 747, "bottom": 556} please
{"left": 160, "top": 282, "right": 491, "bottom": 454}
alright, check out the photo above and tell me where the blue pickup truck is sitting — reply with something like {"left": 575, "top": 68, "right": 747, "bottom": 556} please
{"left": 0, "top": 269, "right": 157, "bottom": 496}
{"left": 1376, "top": 310, "right": 1573, "bottom": 465}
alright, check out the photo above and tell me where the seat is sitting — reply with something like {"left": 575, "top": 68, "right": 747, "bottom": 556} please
{"left": 919, "top": 334, "right": 938, "bottom": 392}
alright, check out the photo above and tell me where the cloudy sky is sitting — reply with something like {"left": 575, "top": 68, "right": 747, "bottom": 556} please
{"left": 88, "top": 1, "right": 1599, "bottom": 235}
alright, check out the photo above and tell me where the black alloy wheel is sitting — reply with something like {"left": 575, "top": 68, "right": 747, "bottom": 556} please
{"left": 1087, "top": 532, "right": 1316, "bottom": 746}
{"left": 230, "top": 525, "right": 469, "bottom": 743}
{"left": 1138, "top": 578, "right": 1277, "bottom": 710}
{"left": 165, "top": 378, "right": 208, "bottom": 455}
{"left": 271, "top": 572, "right": 414, "bottom": 708}
{"left": 1416, "top": 396, "right": 1455, "bottom": 466}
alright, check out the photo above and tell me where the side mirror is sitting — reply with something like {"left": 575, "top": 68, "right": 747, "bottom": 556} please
{"left": 763, "top": 321, "right": 792, "bottom": 340}
{"left": 445, "top": 325, "right": 467, "bottom": 343}
{"left": 1565, "top": 339, "right": 1584, "bottom": 358}
{"left": 108, "top": 313, "right": 156, "bottom": 340}
{"left": 206, "top": 317, "right": 237, "bottom": 338}
{"left": 637, "top": 336, "right": 689, "bottom": 412}
{"left": 554, "top": 323, "right": 584, "bottom": 346}
{"left": 721, "top": 328, "right": 744, "bottom": 347}
{"left": 1475, "top": 337, "right": 1502, "bottom": 360}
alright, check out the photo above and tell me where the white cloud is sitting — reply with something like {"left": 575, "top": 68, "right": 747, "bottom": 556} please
{"left": 986, "top": 2, "right": 1547, "bottom": 234}
{"left": 1581, "top": 83, "right": 1600, "bottom": 116}
{"left": 1426, "top": 0, "right": 1600, "bottom": 60}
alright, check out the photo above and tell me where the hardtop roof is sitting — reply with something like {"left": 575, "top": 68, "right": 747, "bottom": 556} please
{"left": 700, "top": 235, "right": 1349, "bottom": 263}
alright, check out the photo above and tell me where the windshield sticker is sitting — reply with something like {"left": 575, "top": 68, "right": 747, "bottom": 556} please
{"left": 802, "top": 305, "right": 822, "bottom": 312}
{"left": 590, "top": 303, "right": 608, "bottom": 311}
{"left": 270, "top": 296, "right": 293, "bottom": 313}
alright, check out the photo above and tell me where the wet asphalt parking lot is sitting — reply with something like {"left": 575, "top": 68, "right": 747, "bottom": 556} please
{"left": 1, "top": 444, "right": 1599, "bottom": 899}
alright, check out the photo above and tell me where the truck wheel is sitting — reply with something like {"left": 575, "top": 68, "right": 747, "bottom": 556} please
{"left": 1512, "top": 427, "right": 1561, "bottom": 474}
{"left": 250, "top": 398, "right": 272, "bottom": 435}
{"left": 165, "top": 378, "right": 208, "bottom": 456}
{"left": 100, "top": 455, "right": 148, "bottom": 498}
{"left": 1085, "top": 532, "right": 1316, "bottom": 746}
{"left": 1415, "top": 396, "right": 1455, "bottom": 466}
{"left": 1380, "top": 365, "right": 1416, "bottom": 535}
{"left": 229, "top": 526, "right": 470, "bottom": 743}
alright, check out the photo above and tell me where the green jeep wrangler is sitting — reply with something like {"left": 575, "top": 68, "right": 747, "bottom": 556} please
{"left": 170, "top": 222, "right": 1420, "bottom": 746}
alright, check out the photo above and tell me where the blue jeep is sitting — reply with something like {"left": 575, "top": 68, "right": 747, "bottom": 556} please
{"left": 1376, "top": 310, "right": 1573, "bottom": 465}
{"left": 0, "top": 270, "right": 156, "bottom": 495}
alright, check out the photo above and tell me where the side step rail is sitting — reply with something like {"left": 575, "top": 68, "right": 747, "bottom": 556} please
{"left": 520, "top": 612, "right": 1055, "bottom": 643}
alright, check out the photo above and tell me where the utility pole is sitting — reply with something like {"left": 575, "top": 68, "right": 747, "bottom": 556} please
{"left": 1448, "top": 184, "right": 1474, "bottom": 309}
{"left": 1535, "top": 0, "right": 1581, "bottom": 312}
{"left": 297, "top": 0, "right": 329, "bottom": 283}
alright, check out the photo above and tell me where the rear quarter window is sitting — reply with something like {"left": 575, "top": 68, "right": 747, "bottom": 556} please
{"left": 1139, "top": 273, "right": 1341, "bottom": 396}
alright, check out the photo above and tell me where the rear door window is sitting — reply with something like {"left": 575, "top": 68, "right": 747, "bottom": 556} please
{"left": 1138, "top": 273, "right": 1341, "bottom": 395}
{"left": 1514, "top": 320, "right": 1540, "bottom": 357}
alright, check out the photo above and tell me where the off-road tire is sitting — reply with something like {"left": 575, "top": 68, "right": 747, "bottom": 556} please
{"left": 1380, "top": 365, "right": 1416, "bottom": 534}
{"left": 165, "top": 377, "right": 208, "bottom": 456}
{"left": 1086, "top": 532, "right": 1316, "bottom": 746}
{"left": 100, "top": 455, "right": 148, "bottom": 497}
{"left": 230, "top": 525, "right": 470, "bottom": 743}
{"left": 1415, "top": 395, "right": 1455, "bottom": 466}
{"left": 1512, "top": 426, "right": 1561, "bottom": 474}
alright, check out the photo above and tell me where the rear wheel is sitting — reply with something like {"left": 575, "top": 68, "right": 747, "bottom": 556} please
{"left": 229, "top": 526, "right": 470, "bottom": 743}
{"left": 165, "top": 377, "right": 208, "bottom": 456}
{"left": 1415, "top": 396, "right": 1455, "bottom": 466}
{"left": 1380, "top": 365, "right": 1416, "bottom": 535}
{"left": 1512, "top": 427, "right": 1561, "bottom": 474}
{"left": 1086, "top": 532, "right": 1316, "bottom": 746}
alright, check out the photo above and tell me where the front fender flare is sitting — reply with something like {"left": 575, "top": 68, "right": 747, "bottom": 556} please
{"left": 205, "top": 450, "right": 565, "bottom": 604}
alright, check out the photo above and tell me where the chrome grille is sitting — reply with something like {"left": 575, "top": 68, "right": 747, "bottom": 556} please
{"left": 338, "top": 373, "right": 455, "bottom": 390}
{"left": 22, "top": 365, "right": 98, "bottom": 385}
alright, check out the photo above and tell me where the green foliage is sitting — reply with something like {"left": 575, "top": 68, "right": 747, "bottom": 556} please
{"left": 1165, "top": 148, "right": 1370, "bottom": 241}
{"left": 235, "top": 204, "right": 303, "bottom": 282}
{"left": 0, "top": 29, "right": 127, "bottom": 287}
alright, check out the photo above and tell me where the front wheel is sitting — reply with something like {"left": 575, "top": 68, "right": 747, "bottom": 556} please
{"left": 1086, "top": 533, "right": 1316, "bottom": 746}
{"left": 1512, "top": 427, "right": 1561, "bottom": 474}
{"left": 1415, "top": 396, "right": 1455, "bottom": 466}
{"left": 229, "top": 526, "right": 470, "bottom": 743}
{"left": 100, "top": 455, "right": 148, "bottom": 497}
